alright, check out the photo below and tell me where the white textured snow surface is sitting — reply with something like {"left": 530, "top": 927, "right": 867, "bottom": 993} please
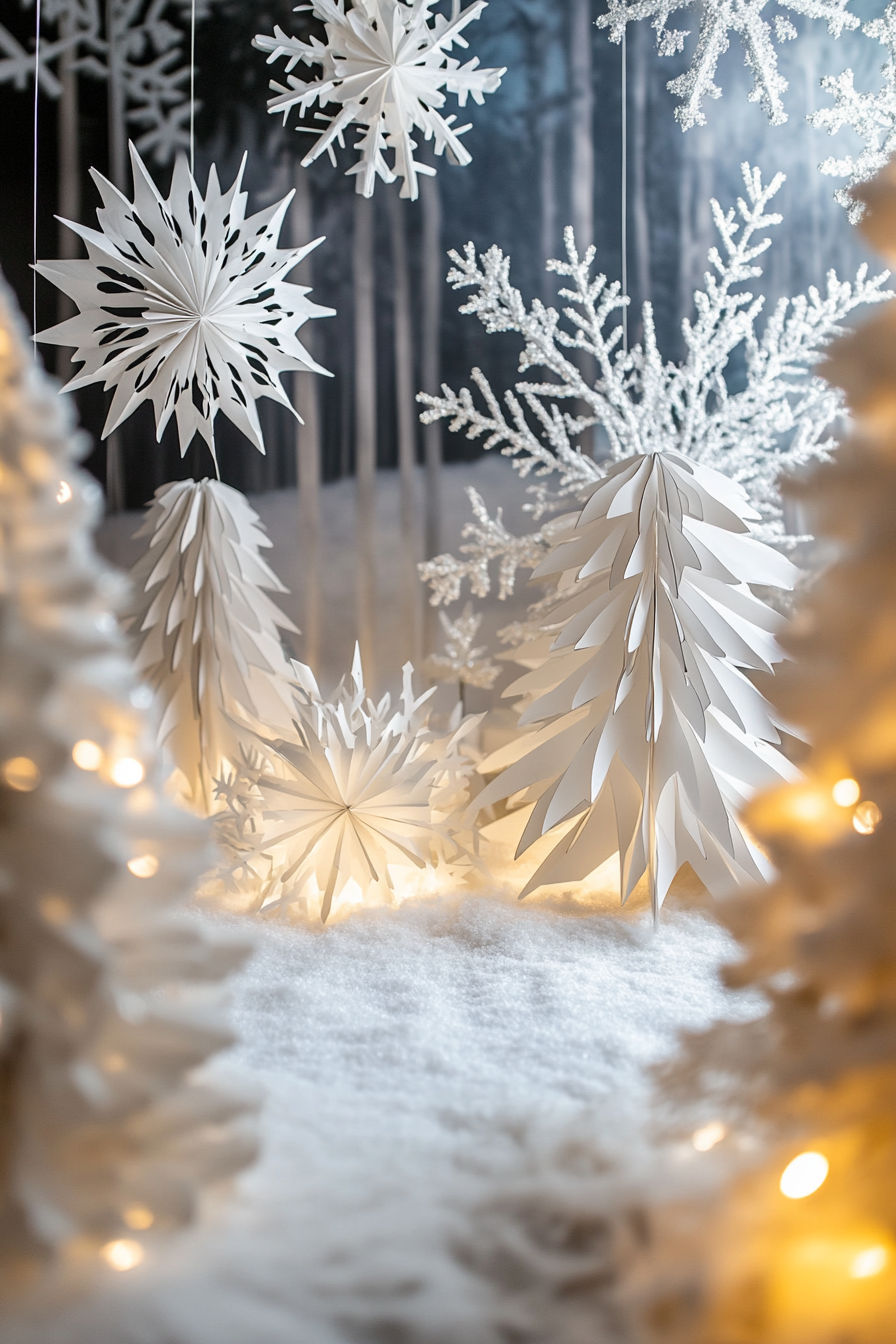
{"left": 1, "top": 466, "right": 759, "bottom": 1342}
{"left": 3, "top": 893, "right": 756, "bottom": 1344}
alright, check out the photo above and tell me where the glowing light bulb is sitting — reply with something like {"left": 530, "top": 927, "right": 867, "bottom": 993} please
{"left": 850, "top": 1245, "right": 888, "bottom": 1279}
{"left": 72, "top": 739, "right": 103, "bottom": 771}
{"left": 692, "top": 1122, "right": 727, "bottom": 1152}
{"left": 111, "top": 757, "right": 144, "bottom": 788}
{"left": 56, "top": 480, "right": 72, "bottom": 504}
{"left": 780, "top": 1152, "right": 829, "bottom": 1199}
{"left": 1, "top": 756, "right": 41, "bottom": 791}
{"left": 127, "top": 854, "right": 159, "bottom": 879}
{"left": 122, "top": 1204, "right": 154, "bottom": 1231}
{"left": 831, "top": 777, "right": 860, "bottom": 807}
{"left": 101, "top": 1239, "right": 144, "bottom": 1271}
{"left": 853, "top": 801, "right": 882, "bottom": 835}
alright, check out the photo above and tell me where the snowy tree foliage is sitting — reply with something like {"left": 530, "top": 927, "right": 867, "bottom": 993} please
{"left": 811, "top": 0, "right": 896, "bottom": 221}
{"left": 596, "top": 0, "right": 859, "bottom": 130}
{"left": 0, "top": 0, "right": 202, "bottom": 165}
{"left": 0, "top": 276, "right": 255, "bottom": 1259}
{"left": 35, "top": 143, "right": 333, "bottom": 464}
{"left": 418, "top": 163, "right": 889, "bottom": 610}
{"left": 423, "top": 601, "right": 501, "bottom": 692}
{"left": 254, "top": 0, "right": 505, "bottom": 198}
{"left": 212, "top": 649, "right": 482, "bottom": 923}
{"left": 125, "top": 479, "right": 300, "bottom": 817}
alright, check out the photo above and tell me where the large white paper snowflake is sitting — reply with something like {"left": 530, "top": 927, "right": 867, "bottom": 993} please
{"left": 811, "top": 0, "right": 896, "bottom": 221}
{"left": 34, "top": 142, "right": 333, "bottom": 466}
{"left": 216, "top": 647, "right": 481, "bottom": 922}
{"left": 255, "top": 0, "right": 505, "bottom": 198}
{"left": 596, "top": 0, "right": 858, "bottom": 130}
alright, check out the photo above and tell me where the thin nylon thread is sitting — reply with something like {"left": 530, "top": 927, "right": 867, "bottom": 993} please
{"left": 189, "top": 0, "right": 196, "bottom": 174}
{"left": 33, "top": 0, "right": 42, "bottom": 335}
{"left": 621, "top": 28, "right": 628, "bottom": 354}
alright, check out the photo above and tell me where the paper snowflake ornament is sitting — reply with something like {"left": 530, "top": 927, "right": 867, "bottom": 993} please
{"left": 125, "top": 478, "right": 300, "bottom": 816}
{"left": 216, "top": 647, "right": 480, "bottom": 922}
{"left": 474, "top": 453, "right": 802, "bottom": 917}
{"left": 255, "top": 0, "right": 505, "bottom": 198}
{"left": 34, "top": 142, "right": 333, "bottom": 467}
{"left": 811, "top": 0, "right": 896, "bottom": 221}
{"left": 423, "top": 601, "right": 500, "bottom": 692}
{"left": 596, "top": 0, "right": 858, "bottom": 129}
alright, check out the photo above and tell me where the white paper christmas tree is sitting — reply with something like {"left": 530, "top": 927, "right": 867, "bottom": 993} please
{"left": 0, "top": 277, "right": 255, "bottom": 1264}
{"left": 125, "top": 477, "right": 300, "bottom": 816}
{"left": 34, "top": 142, "right": 333, "bottom": 465}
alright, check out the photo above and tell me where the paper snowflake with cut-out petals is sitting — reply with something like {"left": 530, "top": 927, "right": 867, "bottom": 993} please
{"left": 255, "top": 0, "right": 505, "bottom": 198}
{"left": 35, "top": 142, "right": 333, "bottom": 465}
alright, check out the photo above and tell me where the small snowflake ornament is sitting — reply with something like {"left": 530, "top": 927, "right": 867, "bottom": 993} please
{"left": 34, "top": 142, "right": 333, "bottom": 466}
{"left": 423, "top": 602, "right": 500, "bottom": 692}
{"left": 255, "top": 0, "right": 505, "bottom": 198}
{"left": 596, "top": 0, "right": 858, "bottom": 130}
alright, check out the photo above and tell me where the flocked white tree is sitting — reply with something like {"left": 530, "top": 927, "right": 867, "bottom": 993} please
{"left": 125, "top": 479, "right": 300, "bottom": 817}
{"left": 212, "top": 647, "right": 481, "bottom": 923}
{"left": 254, "top": 0, "right": 505, "bottom": 198}
{"left": 0, "top": 276, "right": 255, "bottom": 1264}
{"left": 595, "top": 0, "right": 859, "bottom": 130}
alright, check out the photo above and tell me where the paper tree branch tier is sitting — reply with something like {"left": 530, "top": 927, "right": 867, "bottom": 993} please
{"left": 213, "top": 647, "right": 481, "bottom": 923}
{"left": 125, "top": 477, "right": 300, "bottom": 816}
{"left": 473, "top": 451, "right": 802, "bottom": 917}
{"left": 0, "top": 277, "right": 255, "bottom": 1259}
{"left": 34, "top": 142, "right": 333, "bottom": 466}
{"left": 255, "top": 0, "right": 505, "bottom": 198}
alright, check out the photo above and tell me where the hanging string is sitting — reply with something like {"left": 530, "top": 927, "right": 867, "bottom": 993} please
{"left": 33, "top": 0, "right": 43, "bottom": 335}
{"left": 189, "top": 0, "right": 196, "bottom": 175}
{"left": 621, "top": 28, "right": 628, "bottom": 355}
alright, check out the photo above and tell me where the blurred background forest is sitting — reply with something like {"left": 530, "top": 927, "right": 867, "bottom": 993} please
{"left": 0, "top": 0, "right": 883, "bottom": 528}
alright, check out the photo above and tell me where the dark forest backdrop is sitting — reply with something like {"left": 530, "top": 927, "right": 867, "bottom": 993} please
{"left": 0, "top": 0, "right": 881, "bottom": 519}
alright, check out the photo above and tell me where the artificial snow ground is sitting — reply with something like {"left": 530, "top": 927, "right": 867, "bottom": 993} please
{"left": 2, "top": 464, "right": 761, "bottom": 1343}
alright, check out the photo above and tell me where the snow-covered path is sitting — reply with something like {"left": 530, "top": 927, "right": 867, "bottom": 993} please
{"left": 3, "top": 892, "right": 755, "bottom": 1344}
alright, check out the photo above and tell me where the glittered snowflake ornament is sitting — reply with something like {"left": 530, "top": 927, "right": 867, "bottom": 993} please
{"left": 256, "top": 0, "right": 505, "bottom": 198}
{"left": 35, "top": 142, "right": 333, "bottom": 466}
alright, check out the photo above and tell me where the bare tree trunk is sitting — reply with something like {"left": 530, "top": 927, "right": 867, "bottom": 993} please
{"left": 420, "top": 171, "right": 442, "bottom": 565}
{"left": 540, "top": 117, "right": 558, "bottom": 305}
{"left": 353, "top": 192, "right": 377, "bottom": 686}
{"left": 631, "top": 22, "right": 650, "bottom": 326}
{"left": 291, "top": 166, "right": 322, "bottom": 674}
{"left": 569, "top": 0, "right": 593, "bottom": 251}
{"left": 104, "top": 0, "right": 126, "bottom": 512}
{"left": 56, "top": 8, "right": 80, "bottom": 360}
{"left": 387, "top": 188, "right": 422, "bottom": 666}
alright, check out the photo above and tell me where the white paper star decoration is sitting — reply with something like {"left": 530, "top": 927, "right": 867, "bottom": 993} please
{"left": 255, "top": 0, "right": 505, "bottom": 198}
{"left": 34, "top": 142, "right": 334, "bottom": 466}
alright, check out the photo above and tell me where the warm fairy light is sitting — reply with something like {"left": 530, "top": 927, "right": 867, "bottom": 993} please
{"left": 100, "top": 1239, "right": 144, "bottom": 1271}
{"left": 39, "top": 896, "right": 71, "bottom": 926}
{"left": 72, "top": 739, "right": 104, "bottom": 771}
{"left": 56, "top": 480, "right": 72, "bottom": 504}
{"left": 692, "top": 1121, "right": 727, "bottom": 1152}
{"left": 780, "top": 1151, "right": 829, "bottom": 1199}
{"left": 831, "top": 777, "right": 860, "bottom": 807}
{"left": 852, "top": 801, "right": 882, "bottom": 835}
{"left": 850, "top": 1245, "right": 889, "bottom": 1279}
{"left": 102, "top": 1052, "right": 127, "bottom": 1073}
{"left": 127, "top": 854, "right": 159, "bottom": 879}
{"left": 1, "top": 756, "right": 41, "bottom": 791}
{"left": 122, "top": 1204, "right": 154, "bottom": 1231}
{"left": 111, "top": 757, "right": 145, "bottom": 788}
